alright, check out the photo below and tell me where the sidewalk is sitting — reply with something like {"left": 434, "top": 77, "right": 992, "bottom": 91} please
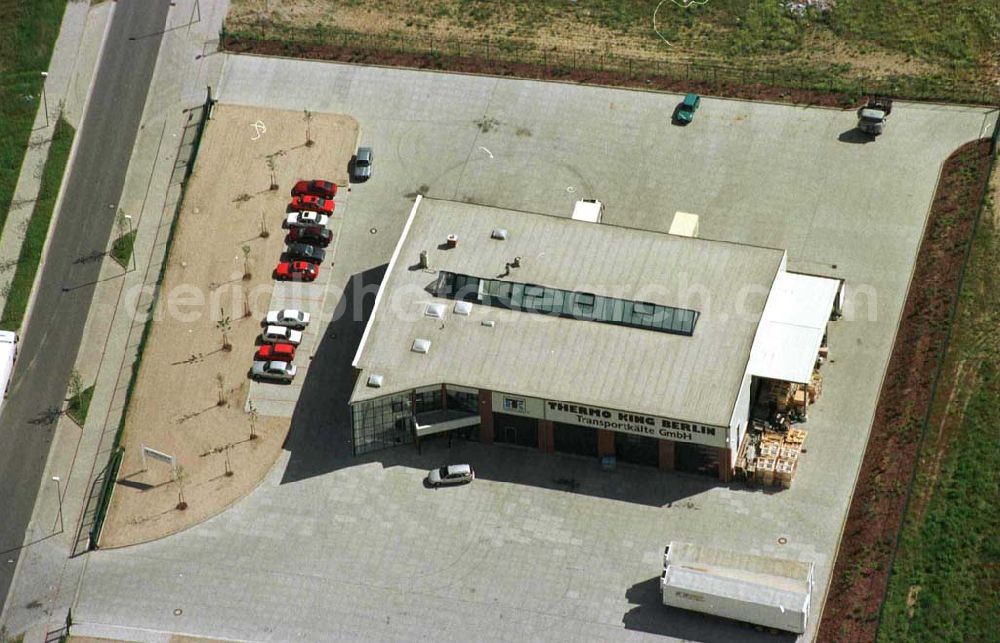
{"left": 0, "top": 0, "right": 230, "bottom": 639}
{"left": 0, "top": 0, "right": 103, "bottom": 315}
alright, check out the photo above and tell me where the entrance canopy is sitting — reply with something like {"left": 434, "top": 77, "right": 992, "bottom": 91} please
{"left": 748, "top": 272, "right": 841, "bottom": 384}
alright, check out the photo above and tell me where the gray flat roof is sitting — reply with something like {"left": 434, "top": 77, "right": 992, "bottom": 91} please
{"left": 351, "top": 198, "right": 785, "bottom": 427}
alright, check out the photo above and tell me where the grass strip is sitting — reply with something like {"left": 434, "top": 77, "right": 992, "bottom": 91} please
{"left": 1, "top": 116, "right": 75, "bottom": 330}
{"left": 110, "top": 230, "right": 136, "bottom": 268}
{"left": 0, "top": 0, "right": 70, "bottom": 233}
{"left": 878, "top": 177, "right": 1000, "bottom": 641}
{"left": 67, "top": 384, "right": 94, "bottom": 426}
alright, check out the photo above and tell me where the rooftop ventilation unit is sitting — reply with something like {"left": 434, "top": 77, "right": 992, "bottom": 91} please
{"left": 491, "top": 229, "right": 509, "bottom": 240}
{"left": 424, "top": 303, "right": 446, "bottom": 319}
{"left": 367, "top": 374, "right": 384, "bottom": 388}
{"left": 411, "top": 338, "right": 431, "bottom": 354}
{"left": 454, "top": 301, "right": 473, "bottom": 316}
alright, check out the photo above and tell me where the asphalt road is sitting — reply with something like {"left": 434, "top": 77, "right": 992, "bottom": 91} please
{"left": 0, "top": 0, "right": 170, "bottom": 611}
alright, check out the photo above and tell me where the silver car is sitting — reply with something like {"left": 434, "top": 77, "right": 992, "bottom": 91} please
{"left": 251, "top": 360, "right": 296, "bottom": 382}
{"left": 427, "top": 464, "right": 474, "bottom": 487}
{"left": 262, "top": 325, "right": 302, "bottom": 346}
{"left": 353, "top": 147, "right": 373, "bottom": 181}
{"left": 266, "top": 309, "right": 310, "bottom": 330}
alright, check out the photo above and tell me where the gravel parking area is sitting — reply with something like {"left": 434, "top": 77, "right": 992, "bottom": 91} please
{"left": 101, "top": 104, "right": 357, "bottom": 548}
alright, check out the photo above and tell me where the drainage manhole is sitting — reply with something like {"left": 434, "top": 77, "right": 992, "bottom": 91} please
{"left": 369, "top": 227, "right": 377, "bottom": 234}
{"left": 174, "top": 608, "right": 183, "bottom": 616}
{"left": 777, "top": 537, "right": 788, "bottom": 545}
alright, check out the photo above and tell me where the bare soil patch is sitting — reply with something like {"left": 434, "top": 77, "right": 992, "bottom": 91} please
{"left": 817, "top": 139, "right": 993, "bottom": 642}
{"left": 101, "top": 104, "right": 358, "bottom": 548}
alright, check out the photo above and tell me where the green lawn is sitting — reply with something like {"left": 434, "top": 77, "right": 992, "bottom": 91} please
{"left": 0, "top": 0, "right": 69, "bottom": 234}
{"left": 227, "top": 0, "right": 998, "bottom": 101}
{"left": 0, "top": 117, "right": 75, "bottom": 330}
{"left": 879, "top": 181, "right": 1000, "bottom": 641}
{"left": 110, "top": 229, "right": 136, "bottom": 268}
{"left": 67, "top": 384, "right": 94, "bottom": 426}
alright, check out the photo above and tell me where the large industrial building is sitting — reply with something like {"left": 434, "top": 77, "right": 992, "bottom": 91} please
{"left": 350, "top": 197, "right": 841, "bottom": 480}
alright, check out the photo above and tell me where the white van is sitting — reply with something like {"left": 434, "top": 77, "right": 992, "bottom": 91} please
{"left": 0, "top": 331, "right": 17, "bottom": 411}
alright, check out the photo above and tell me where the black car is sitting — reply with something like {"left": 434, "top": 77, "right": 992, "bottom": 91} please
{"left": 287, "top": 225, "right": 333, "bottom": 247}
{"left": 285, "top": 242, "right": 326, "bottom": 264}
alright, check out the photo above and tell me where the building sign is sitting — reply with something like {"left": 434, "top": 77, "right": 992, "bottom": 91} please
{"left": 492, "top": 392, "right": 726, "bottom": 448}
{"left": 544, "top": 401, "right": 726, "bottom": 448}
{"left": 491, "top": 392, "right": 546, "bottom": 419}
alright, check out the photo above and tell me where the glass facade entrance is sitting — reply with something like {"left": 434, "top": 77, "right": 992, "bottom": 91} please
{"left": 351, "top": 392, "right": 414, "bottom": 455}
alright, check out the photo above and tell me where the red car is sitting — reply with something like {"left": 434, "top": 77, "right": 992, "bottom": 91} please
{"left": 274, "top": 260, "right": 319, "bottom": 282}
{"left": 291, "top": 179, "right": 337, "bottom": 199}
{"left": 289, "top": 195, "right": 334, "bottom": 214}
{"left": 256, "top": 343, "right": 296, "bottom": 361}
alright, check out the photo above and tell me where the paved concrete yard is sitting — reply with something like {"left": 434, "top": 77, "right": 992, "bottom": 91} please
{"left": 70, "top": 57, "right": 995, "bottom": 642}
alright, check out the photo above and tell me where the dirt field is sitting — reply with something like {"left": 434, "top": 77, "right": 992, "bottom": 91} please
{"left": 101, "top": 104, "right": 358, "bottom": 548}
{"left": 225, "top": 0, "right": 998, "bottom": 100}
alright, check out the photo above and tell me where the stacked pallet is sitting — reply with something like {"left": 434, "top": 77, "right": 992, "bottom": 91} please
{"left": 774, "top": 459, "right": 796, "bottom": 488}
{"left": 752, "top": 429, "right": 808, "bottom": 488}
{"left": 807, "top": 370, "right": 824, "bottom": 403}
{"left": 757, "top": 457, "right": 775, "bottom": 486}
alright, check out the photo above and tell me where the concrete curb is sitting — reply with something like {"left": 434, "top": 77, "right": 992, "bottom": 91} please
{"left": 20, "top": 1, "right": 117, "bottom": 338}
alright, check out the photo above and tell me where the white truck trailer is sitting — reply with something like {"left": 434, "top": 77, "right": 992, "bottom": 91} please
{"left": 0, "top": 331, "right": 18, "bottom": 414}
{"left": 661, "top": 541, "right": 814, "bottom": 634}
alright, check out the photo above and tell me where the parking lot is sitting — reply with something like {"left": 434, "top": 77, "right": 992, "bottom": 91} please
{"left": 71, "top": 57, "right": 995, "bottom": 641}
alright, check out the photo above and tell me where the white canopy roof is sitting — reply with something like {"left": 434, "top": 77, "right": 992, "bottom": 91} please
{"left": 749, "top": 272, "right": 840, "bottom": 384}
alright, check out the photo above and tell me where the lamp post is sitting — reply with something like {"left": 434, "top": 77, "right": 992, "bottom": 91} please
{"left": 51, "top": 476, "right": 63, "bottom": 532}
{"left": 40, "top": 71, "right": 49, "bottom": 128}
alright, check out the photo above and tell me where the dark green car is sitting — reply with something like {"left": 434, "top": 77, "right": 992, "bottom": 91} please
{"left": 675, "top": 93, "right": 701, "bottom": 124}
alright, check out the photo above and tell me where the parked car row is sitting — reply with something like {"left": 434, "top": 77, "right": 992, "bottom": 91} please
{"left": 252, "top": 309, "right": 311, "bottom": 382}
{"left": 255, "top": 176, "right": 339, "bottom": 383}
{"left": 274, "top": 177, "right": 338, "bottom": 283}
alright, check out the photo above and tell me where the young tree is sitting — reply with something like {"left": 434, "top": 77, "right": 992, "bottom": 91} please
{"left": 266, "top": 155, "right": 278, "bottom": 191}
{"left": 175, "top": 464, "right": 188, "bottom": 510}
{"left": 241, "top": 244, "right": 252, "bottom": 280}
{"left": 248, "top": 401, "right": 259, "bottom": 441}
{"left": 259, "top": 211, "right": 269, "bottom": 238}
{"left": 216, "top": 316, "right": 232, "bottom": 351}
{"left": 68, "top": 369, "right": 83, "bottom": 406}
{"left": 115, "top": 208, "right": 128, "bottom": 241}
{"left": 215, "top": 372, "right": 226, "bottom": 406}
{"left": 303, "top": 109, "right": 314, "bottom": 147}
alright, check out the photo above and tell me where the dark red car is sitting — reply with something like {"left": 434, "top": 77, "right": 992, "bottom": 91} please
{"left": 256, "top": 343, "right": 296, "bottom": 361}
{"left": 274, "top": 260, "right": 319, "bottom": 282}
{"left": 287, "top": 225, "right": 333, "bottom": 247}
{"left": 291, "top": 179, "right": 337, "bottom": 199}
{"left": 289, "top": 195, "right": 334, "bottom": 214}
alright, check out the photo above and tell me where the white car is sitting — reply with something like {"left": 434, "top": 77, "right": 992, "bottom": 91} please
{"left": 426, "top": 464, "right": 475, "bottom": 487}
{"left": 265, "top": 309, "right": 310, "bottom": 330}
{"left": 261, "top": 325, "right": 302, "bottom": 346}
{"left": 251, "top": 360, "right": 297, "bottom": 382}
{"left": 285, "top": 211, "right": 329, "bottom": 228}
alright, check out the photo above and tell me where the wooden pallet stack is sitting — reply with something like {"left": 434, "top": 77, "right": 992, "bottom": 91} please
{"left": 807, "top": 370, "right": 824, "bottom": 403}
{"left": 751, "top": 429, "right": 808, "bottom": 488}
